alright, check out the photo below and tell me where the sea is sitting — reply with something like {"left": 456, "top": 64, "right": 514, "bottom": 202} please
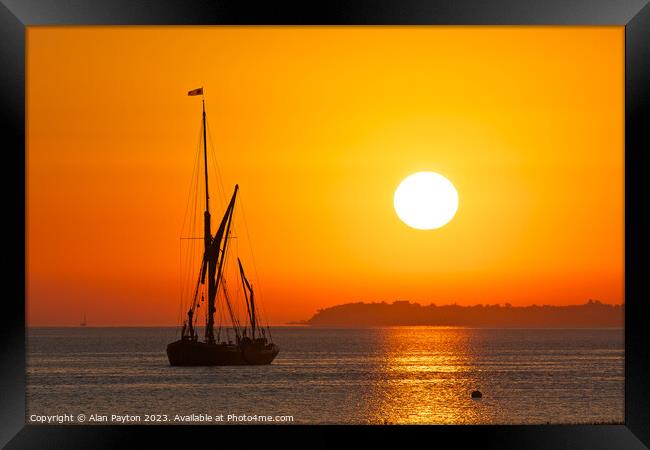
{"left": 26, "top": 327, "right": 624, "bottom": 425}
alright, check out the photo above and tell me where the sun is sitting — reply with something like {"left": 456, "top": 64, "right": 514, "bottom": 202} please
{"left": 393, "top": 172, "right": 459, "bottom": 230}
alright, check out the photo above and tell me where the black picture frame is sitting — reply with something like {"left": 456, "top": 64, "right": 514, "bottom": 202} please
{"left": 2, "top": 1, "right": 648, "bottom": 448}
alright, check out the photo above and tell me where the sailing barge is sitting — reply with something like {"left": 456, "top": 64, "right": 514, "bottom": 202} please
{"left": 167, "top": 88, "right": 279, "bottom": 366}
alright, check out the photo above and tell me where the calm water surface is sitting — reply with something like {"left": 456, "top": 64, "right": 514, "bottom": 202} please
{"left": 27, "top": 327, "right": 623, "bottom": 424}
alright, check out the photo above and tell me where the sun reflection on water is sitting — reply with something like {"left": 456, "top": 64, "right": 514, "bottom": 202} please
{"left": 365, "top": 327, "right": 495, "bottom": 424}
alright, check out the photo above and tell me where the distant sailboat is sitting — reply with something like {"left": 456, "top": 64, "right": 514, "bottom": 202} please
{"left": 80, "top": 313, "right": 87, "bottom": 327}
{"left": 166, "top": 88, "right": 279, "bottom": 366}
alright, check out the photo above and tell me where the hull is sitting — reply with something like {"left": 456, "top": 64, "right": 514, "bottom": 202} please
{"left": 167, "top": 339, "right": 279, "bottom": 366}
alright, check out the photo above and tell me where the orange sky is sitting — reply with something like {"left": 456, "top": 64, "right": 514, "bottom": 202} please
{"left": 27, "top": 26, "right": 624, "bottom": 326}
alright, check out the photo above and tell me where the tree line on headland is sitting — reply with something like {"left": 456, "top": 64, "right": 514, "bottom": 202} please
{"left": 304, "top": 299, "right": 623, "bottom": 327}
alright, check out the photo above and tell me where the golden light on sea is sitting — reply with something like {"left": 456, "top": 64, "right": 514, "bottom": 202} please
{"left": 365, "top": 327, "right": 494, "bottom": 424}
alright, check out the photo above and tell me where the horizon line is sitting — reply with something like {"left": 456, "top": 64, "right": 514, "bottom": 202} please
{"left": 27, "top": 300, "right": 625, "bottom": 327}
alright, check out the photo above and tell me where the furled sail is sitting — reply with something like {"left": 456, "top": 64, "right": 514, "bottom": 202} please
{"left": 238, "top": 257, "right": 256, "bottom": 338}
{"left": 205, "top": 184, "right": 238, "bottom": 343}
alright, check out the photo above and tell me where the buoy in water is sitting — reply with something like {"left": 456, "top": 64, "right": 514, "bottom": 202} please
{"left": 471, "top": 390, "right": 482, "bottom": 399}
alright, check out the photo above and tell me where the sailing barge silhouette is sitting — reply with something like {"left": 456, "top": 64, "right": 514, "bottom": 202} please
{"left": 167, "top": 88, "right": 279, "bottom": 366}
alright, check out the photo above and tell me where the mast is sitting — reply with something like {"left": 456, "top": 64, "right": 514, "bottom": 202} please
{"left": 184, "top": 87, "right": 209, "bottom": 341}
{"left": 201, "top": 96, "right": 214, "bottom": 342}
{"left": 202, "top": 99, "right": 212, "bottom": 266}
